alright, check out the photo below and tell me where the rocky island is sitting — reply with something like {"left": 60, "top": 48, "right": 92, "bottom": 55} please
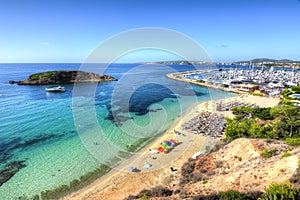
{"left": 9, "top": 70, "right": 116, "bottom": 85}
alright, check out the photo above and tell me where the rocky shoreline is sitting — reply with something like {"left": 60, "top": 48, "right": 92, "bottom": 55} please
{"left": 9, "top": 70, "right": 116, "bottom": 85}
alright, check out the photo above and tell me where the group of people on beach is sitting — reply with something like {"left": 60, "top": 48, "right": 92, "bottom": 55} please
{"left": 182, "top": 111, "right": 225, "bottom": 138}
{"left": 214, "top": 100, "right": 258, "bottom": 111}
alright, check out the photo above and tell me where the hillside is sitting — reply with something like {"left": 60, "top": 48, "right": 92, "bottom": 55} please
{"left": 127, "top": 138, "right": 300, "bottom": 199}
{"left": 10, "top": 70, "right": 116, "bottom": 85}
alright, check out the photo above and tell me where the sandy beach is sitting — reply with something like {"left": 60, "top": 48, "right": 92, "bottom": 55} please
{"left": 64, "top": 91, "right": 280, "bottom": 200}
{"left": 65, "top": 100, "right": 216, "bottom": 200}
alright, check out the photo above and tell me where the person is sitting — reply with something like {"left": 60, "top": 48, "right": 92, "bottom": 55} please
{"left": 170, "top": 167, "right": 177, "bottom": 172}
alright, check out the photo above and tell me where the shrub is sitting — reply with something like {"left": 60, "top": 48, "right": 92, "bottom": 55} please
{"left": 261, "top": 149, "right": 276, "bottom": 159}
{"left": 286, "top": 138, "right": 300, "bottom": 146}
{"left": 259, "top": 183, "right": 298, "bottom": 200}
{"left": 140, "top": 194, "right": 148, "bottom": 200}
{"left": 219, "top": 189, "right": 248, "bottom": 200}
{"left": 281, "top": 152, "right": 292, "bottom": 158}
{"left": 288, "top": 146, "right": 293, "bottom": 151}
{"left": 291, "top": 86, "right": 300, "bottom": 93}
{"left": 202, "top": 179, "right": 208, "bottom": 184}
{"left": 180, "top": 160, "right": 196, "bottom": 185}
{"left": 192, "top": 172, "right": 205, "bottom": 183}
{"left": 252, "top": 107, "right": 274, "bottom": 120}
{"left": 237, "top": 157, "right": 242, "bottom": 161}
{"left": 148, "top": 186, "right": 173, "bottom": 197}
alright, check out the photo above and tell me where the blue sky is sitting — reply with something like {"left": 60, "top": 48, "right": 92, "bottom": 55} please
{"left": 0, "top": 0, "right": 300, "bottom": 63}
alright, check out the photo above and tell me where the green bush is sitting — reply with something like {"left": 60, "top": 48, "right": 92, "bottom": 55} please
{"left": 281, "top": 152, "right": 292, "bottom": 158}
{"left": 261, "top": 149, "right": 276, "bottom": 159}
{"left": 286, "top": 138, "right": 300, "bottom": 146}
{"left": 140, "top": 194, "right": 148, "bottom": 200}
{"left": 259, "top": 183, "right": 298, "bottom": 200}
{"left": 291, "top": 86, "right": 300, "bottom": 93}
{"left": 219, "top": 189, "right": 248, "bottom": 200}
{"left": 252, "top": 107, "right": 274, "bottom": 120}
{"left": 288, "top": 147, "right": 293, "bottom": 151}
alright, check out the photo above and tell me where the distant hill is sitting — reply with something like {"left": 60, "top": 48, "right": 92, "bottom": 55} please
{"left": 238, "top": 58, "right": 300, "bottom": 64}
{"left": 144, "top": 58, "right": 300, "bottom": 65}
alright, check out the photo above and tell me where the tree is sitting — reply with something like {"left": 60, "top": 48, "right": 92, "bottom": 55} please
{"left": 231, "top": 106, "right": 252, "bottom": 120}
{"left": 291, "top": 86, "right": 300, "bottom": 93}
{"left": 278, "top": 105, "right": 300, "bottom": 137}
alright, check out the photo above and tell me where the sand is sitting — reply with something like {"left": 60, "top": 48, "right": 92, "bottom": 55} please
{"left": 64, "top": 76, "right": 281, "bottom": 200}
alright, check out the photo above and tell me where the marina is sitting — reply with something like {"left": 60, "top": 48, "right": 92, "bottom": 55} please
{"left": 180, "top": 66, "right": 300, "bottom": 97}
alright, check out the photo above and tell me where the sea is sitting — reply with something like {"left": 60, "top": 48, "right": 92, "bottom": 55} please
{"left": 0, "top": 63, "right": 237, "bottom": 199}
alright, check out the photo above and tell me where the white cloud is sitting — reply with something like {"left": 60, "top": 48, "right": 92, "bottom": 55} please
{"left": 40, "top": 41, "right": 49, "bottom": 46}
{"left": 216, "top": 44, "right": 229, "bottom": 48}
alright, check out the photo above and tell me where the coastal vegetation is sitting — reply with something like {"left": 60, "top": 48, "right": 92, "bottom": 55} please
{"left": 291, "top": 86, "right": 300, "bottom": 93}
{"left": 127, "top": 181, "right": 300, "bottom": 199}
{"left": 281, "top": 151, "right": 292, "bottom": 158}
{"left": 225, "top": 103, "right": 300, "bottom": 141}
{"left": 219, "top": 189, "right": 249, "bottom": 200}
{"left": 197, "top": 79, "right": 205, "bottom": 83}
{"left": 126, "top": 138, "right": 300, "bottom": 200}
{"left": 259, "top": 183, "right": 299, "bottom": 200}
{"left": 285, "top": 138, "right": 300, "bottom": 146}
{"left": 260, "top": 148, "right": 276, "bottom": 159}
{"left": 11, "top": 70, "right": 116, "bottom": 85}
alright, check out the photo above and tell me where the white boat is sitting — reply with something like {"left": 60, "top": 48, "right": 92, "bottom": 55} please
{"left": 45, "top": 86, "right": 65, "bottom": 92}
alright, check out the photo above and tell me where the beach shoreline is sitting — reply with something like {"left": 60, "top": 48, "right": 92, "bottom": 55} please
{"left": 63, "top": 72, "right": 281, "bottom": 200}
{"left": 64, "top": 100, "right": 215, "bottom": 199}
{"left": 166, "top": 70, "right": 248, "bottom": 95}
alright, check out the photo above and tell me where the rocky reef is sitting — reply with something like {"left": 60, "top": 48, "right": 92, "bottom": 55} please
{"left": 0, "top": 160, "right": 26, "bottom": 187}
{"left": 9, "top": 70, "right": 116, "bottom": 85}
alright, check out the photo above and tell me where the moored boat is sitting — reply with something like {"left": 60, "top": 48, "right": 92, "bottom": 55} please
{"left": 45, "top": 86, "right": 65, "bottom": 92}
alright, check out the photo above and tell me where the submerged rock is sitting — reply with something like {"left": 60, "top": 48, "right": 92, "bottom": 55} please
{"left": 0, "top": 160, "right": 26, "bottom": 186}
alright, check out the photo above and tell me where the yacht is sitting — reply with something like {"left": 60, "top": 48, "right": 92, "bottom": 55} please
{"left": 45, "top": 86, "right": 65, "bottom": 92}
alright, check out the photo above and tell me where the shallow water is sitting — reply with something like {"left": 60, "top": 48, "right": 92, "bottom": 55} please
{"left": 0, "top": 63, "right": 237, "bottom": 199}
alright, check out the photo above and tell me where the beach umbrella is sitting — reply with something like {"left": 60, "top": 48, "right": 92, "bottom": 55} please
{"left": 144, "top": 163, "right": 152, "bottom": 169}
{"left": 165, "top": 141, "right": 172, "bottom": 146}
{"left": 157, "top": 147, "right": 166, "bottom": 153}
{"left": 170, "top": 139, "right": 178, "bottom": 144}
{"left": 161, "top": 143, "right": 170, "bottom": 150}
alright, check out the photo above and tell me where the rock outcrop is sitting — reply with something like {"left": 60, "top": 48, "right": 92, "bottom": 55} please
{"left": 10, "top": 70, "right": 116, "bottom": 85}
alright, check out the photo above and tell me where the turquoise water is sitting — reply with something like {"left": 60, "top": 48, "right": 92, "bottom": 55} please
{"left": 0, "top": 63, "right": 237, "bottom": 199}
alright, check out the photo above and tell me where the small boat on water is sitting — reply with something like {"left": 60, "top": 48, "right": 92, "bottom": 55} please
{"left": 45, "top": 86, "right": 65, "bottom": 92}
